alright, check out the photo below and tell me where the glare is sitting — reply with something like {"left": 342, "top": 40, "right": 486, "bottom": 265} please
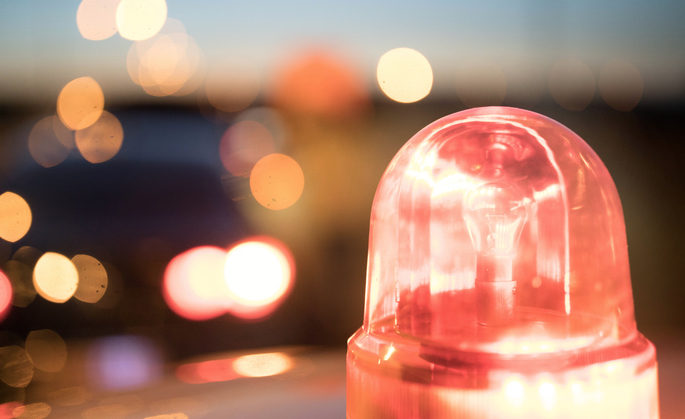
{"left": 72, "top": 254, "right": 108, "bottom": 303}
{"left": 599, "top": 59, "right": 643, "bottom": 112}
{"left": 0, "top": 270, "right": 11, "bottom": 322}
{"left": 504, "top": 376, "right": 526, "bottom": 407}
{"left": 250, "top": 153, "right": 304, "bottom": 210}
{"left": 57, "top": 77, "right": 105, "bottom": 130}
{"left": 116, "top": 0, "right": 167, "bottom": 41}
{"left": 548, "top": 58, "right": 596, "bottom": 111}
{"left": 145, "top": 414, "right": 188, "bottom": 419}
{"left": 538, "top": 381, "right": 558, "bottom": 411}
{"left": 75, "top": 110, "right": 124, "bottom": 163}
{"left": 232, "top": 353, "right": 292, "bottom": 378}
{"left": 28, "top": 116, "right": 70, "bottom": 168}
{"left": 163, "top": 246, "right": 228, "bottom": 321}
{"left": 204, "top": 59, "right": 260, "bottom": 113}
{"left": 377, "top": 48, "right": 433, "bottom": 103}
{"left": 33, "top": 253, "right": 79, "bottom": 304}
{"left": 25, "top": 329, "right": 67, "bottom": 373}
{"left": 88, "top": 335, "right": 161, "bottom": 390}
{"left": 0, "top": 346, "right": 33, "bottom": 388}
{"left": 220, "top": 121, "right": 276, "bottom": 177}
{"left": 77, "top": 0, "right": 121, "bottom": 41}
{"left": 269, "top": 51, "right": 369, "bottom": 119}
{"left": 455, "top": 61, "right": 507, "bottom": 107}
{"left": 0, "top": 192, "right": 31, "bottom": 243}
{"left": 224, "top": 238, "right": 293, "bottom": 318}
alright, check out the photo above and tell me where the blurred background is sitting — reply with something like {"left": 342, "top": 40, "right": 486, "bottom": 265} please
{"left": 0, "top": 0, "right": 683, "bottom": 418}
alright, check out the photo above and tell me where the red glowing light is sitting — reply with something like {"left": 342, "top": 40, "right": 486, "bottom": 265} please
{"left": 270, "top": 51, "right": 369, "bottom": 119}
{"left": 163, "top": 246, "right": 228, "bottom": 321}
{"left": 0, "top": 270, "right": 12, "bottom": 323}
{"left": 347, "top": 107, "right": 659, "bottom": 418}
{"left": 224, "top": 237, "right": 294, "bottom": 319}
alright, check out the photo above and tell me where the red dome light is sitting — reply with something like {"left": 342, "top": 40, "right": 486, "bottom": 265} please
{"left": 347, "top": 107, "right": 659, "bottom": 418}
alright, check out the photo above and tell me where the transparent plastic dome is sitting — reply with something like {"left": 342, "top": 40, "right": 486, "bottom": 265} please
{"left": 347, "top": 107, "right": 658, "bottom": 418}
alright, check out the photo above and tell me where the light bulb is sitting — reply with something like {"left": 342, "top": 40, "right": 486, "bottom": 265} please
{"left": 347, "top": 107, "right": 659, "bottom": 419}
{"left": 464, "top": 182, "right": 527, "bottom": 325}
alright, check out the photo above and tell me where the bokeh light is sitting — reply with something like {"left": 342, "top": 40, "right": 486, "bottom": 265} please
{"left": 231, "top": 352, "right": 292, "bottom": 378}
{"left": 204, "top": 59, "right": 260, "bottom": 113}
{"left": 455, "top": 60, "right": 507, "bottom": 107}
{"left": 116, "top": 0, "right": 167, "bottom": 41}
{"left": 88, "top": 335, "right": 161, "bottom": 390}
{"left": 219, "top": 121, "right": 276, "bottom": 177}
{"left": 0, "top": 192, "right": 31, "bottom": 243}
{"left": 25, "top": 330, "right": 67, "bottom": 373}
{"left": 270, "top": 51, "right": 369, "bottom": 119}
{"left": 52, "top": 115, "right": 75, "bottom": 149}
{"left": 0, "top": 402, "right": 23, "bottom": 419}
{"left": 249, "top": 153, "right": 304, "bottom": 210}
{"left": 75, "top": 110, "right": 124, "bottom": 163}
{"left": 176, "top": 358, "right": 238, "bottom": 384}
{"left": 33, "top": 253, "right": 79, "bottom": 304}
{"left": 76, "top": 0, "right": 121, "bottom": 41}
{"left": 163, "top": 246, "right": 228, "bottom": 321}
{"left": 599, "top": 59, "right": 643, "bottom": 111}
{"left": 377, "top": 48, "right": 433, "bottom": 103}
{"left": 127, "top": 19, "right": 204, "bottom": 97}
{"left": 0, "top": 346, "right": 33, "bottom": 388}
{"left": 0, "top": 270, "right": 11, "bottom": 323}
{"left": 548, "top": 58, "right": 596, "bottom": 111}
{"left": 224, "top": 237, "right": 294, "bottom": 319}
{"left": 57, "top": 77, "right": 105, "bottom": 130}
{"left": 27, "top": 116, "right": 70, "bottom": 168}
{"left": 72, "top": 254, "right": 108, "bottom": 303}
{"left": 12, "top": 402, "right": 51, "bottom": 419}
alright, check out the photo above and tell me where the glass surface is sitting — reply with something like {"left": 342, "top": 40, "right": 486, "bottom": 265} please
{"left": 364, "top": 106, "right": 635, "bottom": 354}
{"left": 348, "top": 107, "right": 658, "bottom": 418}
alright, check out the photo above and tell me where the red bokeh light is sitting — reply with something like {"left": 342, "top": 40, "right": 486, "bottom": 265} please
{"left": 224, "top": 236, "right": 295, "bottom": 320}
{"left": 163, "top": 246, "right": 228, "bottom": 321}
{"left": 0, "top": 270, "right": 12, "bottom": 323}
{"left": 270, "top": 51, "right": 369, "bottom": 120}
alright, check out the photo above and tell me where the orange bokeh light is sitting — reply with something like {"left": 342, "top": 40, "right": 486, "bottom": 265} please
{"left": 77, "top": 0, "right": 121, "bottom": 41}
{"left": 0, "top": 192, "right": 31, "bottom": 243}
{"left": 599, "top": 59, "right": 643, "bottom": 112}
{"left": 224, "top": 237, "right": 294, "bottom": 319}
{"left": 250, "top": 153, "right": 304, "bottom": 210}
{"left": 270, "top": 51, "right": 368, "bottom": 119}
{"left": 377, "top": 47, "right": 433, "bottom": 103}
{"left": 57, "top": 77, "right": 105, "bottom": 130}
{"left": 231, "top": 352, "right": 292, "bottom": 378}
{"left": 163, "top": 246, "right": 229, "bottom": 321}
{"left": 28, "top": 117, "right": 70, "bottom": 168}
{"left": 127, "top": 19, "right": 204, "bottom": 97}
{"left": 548, "top": 58, "right": 596, "bottom": 111}
{"left": 75, "top": 110, "right": 124, "bottom": 164}
{"left": 33, "top": 252, "right": 79, "bottom": 304}
{"left": 204, "top": 59, "right": 260, "bottom": 113}
{"left": 219, "top": 120, "right": 276, "bottom": 177}
{"left": 0, "top": 270, "right": 12, "bottom": 323}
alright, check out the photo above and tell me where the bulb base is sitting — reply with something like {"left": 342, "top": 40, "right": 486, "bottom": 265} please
{"left": 347, "top": 327, "right": 659, "bottom": 419}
